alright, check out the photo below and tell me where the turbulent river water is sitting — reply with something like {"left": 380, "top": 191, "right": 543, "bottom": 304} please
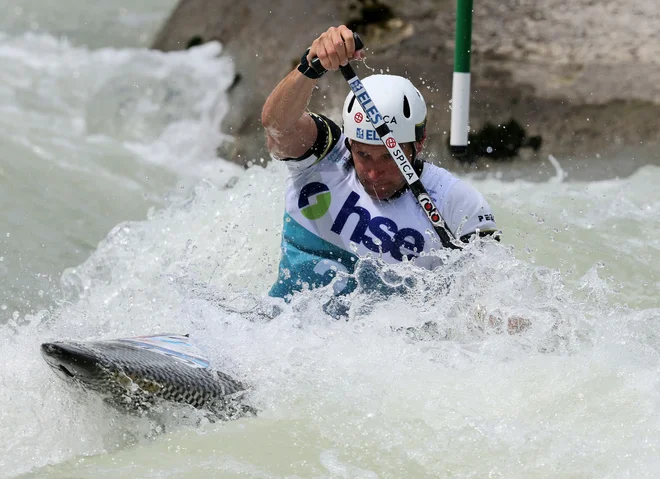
{"left": 1, "top": 2, "right": 659, "bottom": 478}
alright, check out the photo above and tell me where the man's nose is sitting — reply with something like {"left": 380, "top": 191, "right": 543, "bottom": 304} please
{"left": 365, "top": 165, "right": 383, "bottom": 181}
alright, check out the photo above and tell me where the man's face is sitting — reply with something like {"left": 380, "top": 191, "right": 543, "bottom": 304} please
{"left": 351, "top": 141, "right": 415, "bottom": 200}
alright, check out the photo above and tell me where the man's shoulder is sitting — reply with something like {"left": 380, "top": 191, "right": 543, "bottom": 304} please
{"left": 322, "top": 132, "right": 350, "bottom": 165}
{"left": 419, "top": 163, "right": 493, "bottom": 223}
{"left": 419, "top": 162, "right": 461, "bottom": 200}
{"left": 282, "top": 113, "right": 351, "bottom": 173}
{"left": 421, "top": 162, "right": 458, "bottom": 182}
{"left": 419, "top": 164, "right": 497, "bottom": 238}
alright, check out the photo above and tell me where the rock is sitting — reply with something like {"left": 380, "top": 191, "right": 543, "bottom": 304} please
{"left": 152, "top": 0, "right": 660, "bottom": 167}
{"left": 152, "top": 0, "right": 354, "bottom": 165}
{"left": 452, "top": 119, "right": 543, "bottom": 162}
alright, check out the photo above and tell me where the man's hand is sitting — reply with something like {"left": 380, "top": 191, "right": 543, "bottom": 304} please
{"left": 306, "top": 25, "right": 365, "bottom": 72}
{"left": 475, "top": 304, "right": 532, "bottom": 335}
{"left": 505, "top": 316, "right": 532, "bottom": 335}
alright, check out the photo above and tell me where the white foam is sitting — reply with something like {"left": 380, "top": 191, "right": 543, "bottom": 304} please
{"left": 1, "top": 25, "right": 660, "bottom": 479}
{"left": 4, "top": 156, "right": 660, "bottom": 476}
{"left": 0, "top": 33, "right": 241, "bottom": 315}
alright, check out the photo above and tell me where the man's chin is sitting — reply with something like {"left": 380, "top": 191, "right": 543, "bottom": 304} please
{"left": 360, "top": 180, "right": 405, "bottom": 200}
{"left": 365, "top": 188, "right": 394, "bottom": 200}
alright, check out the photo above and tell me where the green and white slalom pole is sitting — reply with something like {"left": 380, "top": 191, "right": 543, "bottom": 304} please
{"left": 450, "top": 0, "right": 473, "bottom": 157}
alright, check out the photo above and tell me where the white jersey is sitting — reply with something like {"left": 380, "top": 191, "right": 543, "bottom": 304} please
{"left": 269, "top": 119, "right": 497, "bottom": 299}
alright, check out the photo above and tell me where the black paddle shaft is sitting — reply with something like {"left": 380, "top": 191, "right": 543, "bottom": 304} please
{"left": 310, "top": 33, "right": 462, "bottom": 250}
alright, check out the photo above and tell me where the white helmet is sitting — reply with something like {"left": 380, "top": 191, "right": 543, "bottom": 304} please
{"left": 342, "top": 74, "right": 427, "bottom": 145}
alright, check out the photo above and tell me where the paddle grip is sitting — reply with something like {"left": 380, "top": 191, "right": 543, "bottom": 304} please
{"left": 310, "top": 32, "right": 364, "bottom": 76}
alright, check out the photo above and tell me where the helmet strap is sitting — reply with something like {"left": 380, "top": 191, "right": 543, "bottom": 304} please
{"left": 410, "top": 143, "right": 425, "bottom": 177}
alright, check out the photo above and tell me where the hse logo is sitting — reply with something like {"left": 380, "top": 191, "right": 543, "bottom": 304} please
{"left": 385, "top": 137, "right": 397, "bottom": 148}
{"left": 354, "top": 112, "right": 363, "bottom": 123}
{"left": 330, "top": 192, "right": 425, "bottom": 261}
{"left": 299, "top": 182, "right": 332, "bottom": 220}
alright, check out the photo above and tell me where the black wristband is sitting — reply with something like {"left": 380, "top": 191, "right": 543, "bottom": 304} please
{"left": 297, "top": 48, "right": 325, "bottom": 79}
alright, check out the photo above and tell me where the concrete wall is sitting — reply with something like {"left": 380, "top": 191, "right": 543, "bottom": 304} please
{"left": 152, "top": 0, "right": 660, "bottom": 166}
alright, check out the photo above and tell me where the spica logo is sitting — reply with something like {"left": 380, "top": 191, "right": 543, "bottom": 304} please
{"left": 299, "top": 182, "right": 332, "bottom": 220}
